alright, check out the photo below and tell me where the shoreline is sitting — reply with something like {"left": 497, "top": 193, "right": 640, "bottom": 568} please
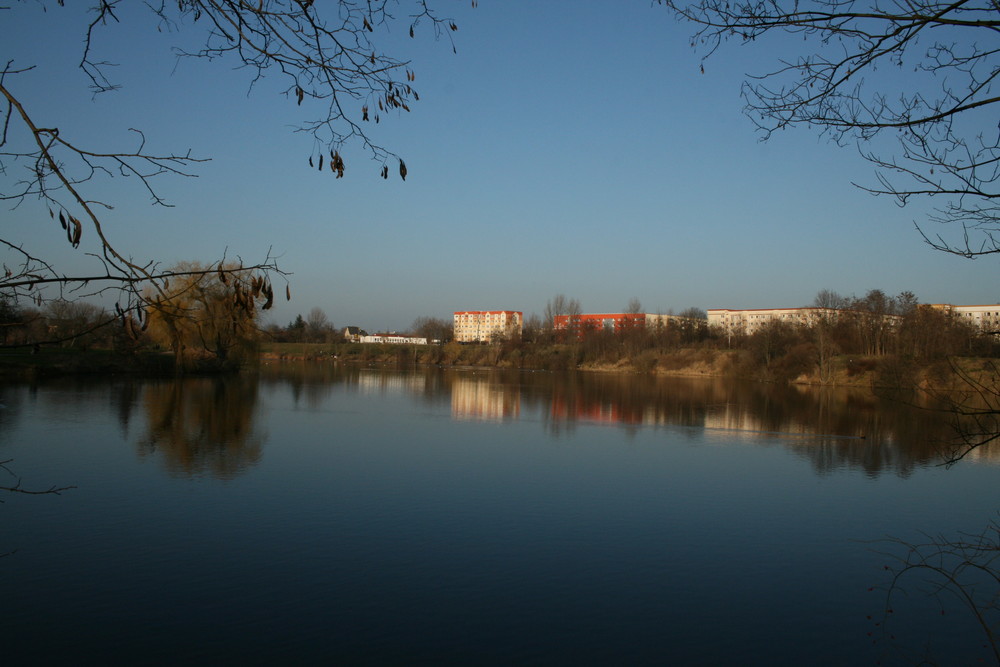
{"left": 1, "top": 343, "right": 993, "bottom": 393}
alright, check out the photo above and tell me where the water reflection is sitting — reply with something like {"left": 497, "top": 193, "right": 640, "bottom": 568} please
{"left": 451, "top": 374, "right": 520, "bottom": 421}
{"left": 0, "top": 376, "right": 145, "bottom": 440}
{"left": 136, "top": 376, "right": 264, "bottom": 479}
{"left": 257, "top": 363, "right": 998, "bottom": 475}
{"left": 1, "top": 364, "right": 996, "bottom": 664}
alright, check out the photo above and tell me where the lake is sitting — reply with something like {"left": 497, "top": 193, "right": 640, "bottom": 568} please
{"left": 1, "top": 364, "right": 997, "bottom": 665}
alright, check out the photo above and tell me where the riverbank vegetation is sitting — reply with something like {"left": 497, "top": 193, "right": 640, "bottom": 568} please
{"left": 259, "top": 290, "right": 999, "bottom": 391}
{"left": 3, "top": 287, "right": 999, "bottom": 389}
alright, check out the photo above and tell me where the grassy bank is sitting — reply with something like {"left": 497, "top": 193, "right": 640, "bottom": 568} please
{"left": 3, "top": 341, "right": 991, "bottom": 391}
{"left": 0, "top": 348, "right": 183, "bottom": 378}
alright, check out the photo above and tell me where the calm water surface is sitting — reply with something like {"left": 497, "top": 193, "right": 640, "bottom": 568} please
{"left": 1, "top": 365, "right": 997, "bottom": 665}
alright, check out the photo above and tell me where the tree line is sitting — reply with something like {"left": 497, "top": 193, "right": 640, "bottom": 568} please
{"left": 1, "top": 262, "right": 304, "bottom": 370}
{"left": 489, "top": 290, "right": 999, "bottom": 380}
{"left": 3, "top": 283, "right": 996, "bottom": 377}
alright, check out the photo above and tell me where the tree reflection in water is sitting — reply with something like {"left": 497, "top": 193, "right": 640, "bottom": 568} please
{"left": 256, "top": 363, "right": 996, "bottom": 476}
{"left": 137, "top": 376, "right": 264, "bottom": 479}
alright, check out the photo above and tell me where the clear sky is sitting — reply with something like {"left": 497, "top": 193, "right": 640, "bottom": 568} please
{"left": 2, "top": 1, "right": 997, "bottom": 332}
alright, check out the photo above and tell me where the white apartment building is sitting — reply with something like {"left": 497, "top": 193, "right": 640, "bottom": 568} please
{"left": 930, "top": 304, "right": 1000, "bottom": 332}
{"left": 453, "top": 310, "right": 523, "bottom": 343}
{"left": 707, "top": 307, "right": 837, "bottom": 336}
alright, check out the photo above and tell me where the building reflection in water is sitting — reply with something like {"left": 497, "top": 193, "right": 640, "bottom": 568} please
{"left": 253, "top": 363, "right": 999, "bottom": 475}
{"left": 451, "top": 374, "right": 520, "bottom": 422}
{"left": 356, "top": 368, "right": 431, "bottom": 397}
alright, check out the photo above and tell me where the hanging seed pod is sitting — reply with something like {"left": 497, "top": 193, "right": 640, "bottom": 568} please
{"left": 125, "top": 316, "right": 139, "bottom": 340}
{"left": 261, "top": 283, "right": 273, "bottom": 310}
{"left": 70, "top": 217, "right": 82, "bottom": 247}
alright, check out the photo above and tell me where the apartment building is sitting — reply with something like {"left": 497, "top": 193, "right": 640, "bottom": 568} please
{"left": 709, "top": 303, "right": 1000, "bottom": 336}
{"left": 453, "top": 310, "right": 523, "bottom": 343}
{"left": 707, "top": 307, "right": 837, "bottom": 336}
{"left": 552, "top": 312, "right": 691, "bottom": 339}
{"left": 553, "top": 312, "right": 645, "bottom": 336}
{"left": 929, "top": 304, "right": 1000, "bottom": 332}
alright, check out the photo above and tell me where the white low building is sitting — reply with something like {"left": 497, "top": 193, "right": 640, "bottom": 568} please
{"left": 359, "top": 333, "right": 428, "bottom": 345}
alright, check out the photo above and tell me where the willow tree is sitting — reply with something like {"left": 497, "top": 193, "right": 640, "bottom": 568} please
{"left": 657, "top": 0, "right": 1000, "bottom": 258}
{"left": 1, "top": 1, "right": 467, "bottom": 344}
{"left": 145, "top": 262, "right": 276, "bottom": 369}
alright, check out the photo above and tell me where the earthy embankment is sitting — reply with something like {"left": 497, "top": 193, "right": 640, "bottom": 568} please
{"left": 260, "top": 342, "right": 996, "bottom": 390}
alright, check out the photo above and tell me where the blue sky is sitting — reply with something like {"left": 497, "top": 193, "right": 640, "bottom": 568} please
{"left": 2, "top": 1, "right": 997, "bottom": 332}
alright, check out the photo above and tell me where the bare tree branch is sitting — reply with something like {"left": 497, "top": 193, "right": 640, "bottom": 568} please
{"left": 870, "top": 519, "right": 1000, "bottom": 664}
{"left": 0, "top": 459, "right": 76, "bottom": 498}
{"left": 658, "top": 0, "right": 1000, "bottom": 256}
{"left": 2, "top": 2, "right": 465, "bottom": 347}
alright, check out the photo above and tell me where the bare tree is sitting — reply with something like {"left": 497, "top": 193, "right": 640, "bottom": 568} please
{"left": 43, "top": 299, "right": 112, "bottom": 349}
{"left": 2, "top": 1, "right": 465, "bottom": 343}
{"left": 813, "top": 289, "right": 846, "bottom": 311}
{"left": 678, "top": 306, "right": 706, "bottom": 320}
{"left": 410, "top": 315, "right": 452, "bottom": 342}
{"left": 306, "top": 307, "right": 335, "bottom": 343}
{"left": 625, "top": 297, "right": 643, "bottom": 314}
{"left": 544, "top": 294, "right": 582, "bottom": 330}
{"left": 657, "top": 0, "right": 1000, "bottom": 258}
{"left": 522, "top": 312, "right": 542, "bottom": 343}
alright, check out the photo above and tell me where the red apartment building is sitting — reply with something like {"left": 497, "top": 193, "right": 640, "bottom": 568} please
{"left": 553, "top": 313, "right": 647, "bottom": 339}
